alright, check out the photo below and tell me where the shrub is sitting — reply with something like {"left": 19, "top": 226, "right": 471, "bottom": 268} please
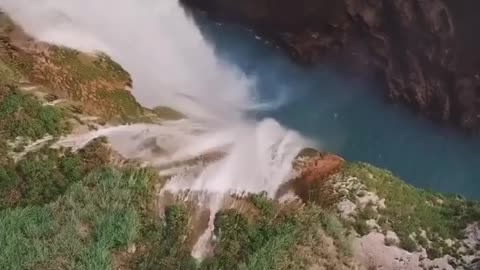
{"left": 249, "top": 192, "right": 275, "bottom": 217}
{"left": 0, "top": 89, "right": 69, "bottom": 140}
{"left": 353, "top": 219, "right": 371, "bottom": 236}
{"left": 0, "top": 167, "right": 152, "bottom": 270}
{"left": 400, "top": 236, "right": 418, "bottom": 252}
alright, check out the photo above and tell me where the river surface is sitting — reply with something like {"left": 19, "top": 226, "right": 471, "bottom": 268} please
{"left": 195, "top": 16, "right": 480, "bottom": 199}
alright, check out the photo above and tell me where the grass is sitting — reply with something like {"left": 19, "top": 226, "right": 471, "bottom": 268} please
{"left": 341, "top": 162, "right": 480, "bottom": 257}
{"left": 96, "top": 89, "right": 144, "bottom": 121}
{"left": 48, "top": 47, "right": 144, "bottom": 121}
{"left": 134, "top": 194, "right": 354, "bottom": 270}
{"left": 0, "top": 138, "right": 111, "bottom": 209}
{"left": 0, "top": 167, "right": 154, "bottom": 270}
{"left": 136, "top": 204, "right": 197, "bottom": 270}
{"left": 0, "top": 88, "right": 70, "bottom": 140}
{"left": 205, "top": 199, "right": 352, "bottom": 269}
{"left": 0, "top": 23, "right": 144, "bottom": 122}
{"left": 0, "top": 80, "right": 160, "bottom": 269}
{"left": 51, "top": 48, "right": 129, "bottom": 84}
{"left": 0, "top": 59, "right": 20, "bottom": 85}
{"left": 271, "top": 205, "right": 354, "bottom": 270}
{"left": 152, "top": 106, "right": 185, "bottom": 121}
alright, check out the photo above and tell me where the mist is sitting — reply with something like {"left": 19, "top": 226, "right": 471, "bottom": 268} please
{"left": 0, "top": 0, "right": 310, "bottom": 202}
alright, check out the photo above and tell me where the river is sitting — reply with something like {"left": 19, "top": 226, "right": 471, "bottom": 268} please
{"left": 197, "top": 15, "right": 480, "bottom": 199}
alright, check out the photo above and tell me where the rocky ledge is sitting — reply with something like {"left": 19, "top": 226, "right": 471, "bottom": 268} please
{"left": 181, "top": 0, "right": 480, "bottom": 130}
{"left": 291, "top": 150, "right": 480, "bottom": 270}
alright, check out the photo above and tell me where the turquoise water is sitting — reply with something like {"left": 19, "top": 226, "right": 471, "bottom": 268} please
{"left": 196, "top": 18, "right": 480, "bottom": 199}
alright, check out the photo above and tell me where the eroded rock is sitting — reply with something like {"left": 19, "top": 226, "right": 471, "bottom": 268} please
{"left": 289, "top": 148, "right": 344, "bottom": 205}
{"left": 182, "top": 0, "right": 480, "bottom": 130}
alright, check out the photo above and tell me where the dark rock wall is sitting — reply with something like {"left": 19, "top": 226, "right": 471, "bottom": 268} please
{"left": 182, "top": 0, "right": 480, "bottom": 130}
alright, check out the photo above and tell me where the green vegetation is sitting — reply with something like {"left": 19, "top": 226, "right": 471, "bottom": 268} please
{"left": 0, "top": 167, "right": 154, "bottom": 270}
{"left": 96, "top": 89, "right": 144, "bottom": 121}
{"left": 270, "top": 205, "right": 354, "bottom": 270}
{"left": 4, "top": 12, "right": 479, "bottom": 268}
{"left": 137, "top": 204, "right": 197, "bottom": 270}
{"left": 341, "top": 162, "right": 480, "bottom": 257}
{"left": 51, "top": 48, "right": 130, "bottom": 84}
{"left": 137, "top": 193, "right": 354, "bottom": 270}
{"left": 0, "top": 24, "right": 144, "bottom": 122}
{"left": 0, "top": 59, "right": 20, "bottom": 85}
{"left": 152, "top": 106, "right": 185, "bottom": 121}
{"left": 0, "top": 138, "right": 111, "bottom": 209}
{"left": 353, "top": 219, "right": 371, "bottom": 237}
{"left": 0, "top": 88, "right": 70, "bottom": 140}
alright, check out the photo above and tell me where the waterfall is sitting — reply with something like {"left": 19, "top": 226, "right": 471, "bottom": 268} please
{"left": 0, "top": 0, "right": 311, "bottom": 257}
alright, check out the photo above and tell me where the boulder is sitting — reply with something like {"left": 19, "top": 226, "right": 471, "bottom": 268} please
{"left": 288, "top": 148, "right": 344, "bottom": 204}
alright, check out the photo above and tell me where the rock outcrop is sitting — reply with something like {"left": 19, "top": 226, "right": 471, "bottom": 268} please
{"left": 182, "top": 0, "right": 480, "bottom": 130}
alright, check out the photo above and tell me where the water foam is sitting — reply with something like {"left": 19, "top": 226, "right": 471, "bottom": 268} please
{"left": 1, "top": 0, "right": 311, "bottom": 257}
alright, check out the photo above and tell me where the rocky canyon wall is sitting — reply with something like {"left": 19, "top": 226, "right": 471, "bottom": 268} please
{"left": 182, "top": 0, "right": 480, "bottom": 130}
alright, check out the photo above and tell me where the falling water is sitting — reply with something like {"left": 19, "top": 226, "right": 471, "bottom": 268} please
{"left": 0, "top": 0, "right": 311, "bottom": 256}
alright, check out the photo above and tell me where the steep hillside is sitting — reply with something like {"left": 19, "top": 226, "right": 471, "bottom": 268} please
{"left": 0, "top": 11, "right": 479, "bottom": 270}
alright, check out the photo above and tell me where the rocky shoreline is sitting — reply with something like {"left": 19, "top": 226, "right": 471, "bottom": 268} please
{"left": 181, "top": 0, "right": 480, "bottom": 131}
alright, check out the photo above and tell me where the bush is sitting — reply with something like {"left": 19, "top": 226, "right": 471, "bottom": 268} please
{"left": 249, "top": 192, "right": 275, "bottom": 217}
{"left": 400, "top": 236, "right": 418, "bottom": 252}
{"left": 0, "top": 89, "right": 69, "bottom": 140}
{"left": 0, "top": 167, "right": 153, "bottom": 270}
{"left": 353, "top": 219, "right": 371, "bottom": 236}
{"left": 0, "top": 140, "right": 113, "bottom": 209}
{"left": 359, "top": 205, "right": 378, "bottom": 220}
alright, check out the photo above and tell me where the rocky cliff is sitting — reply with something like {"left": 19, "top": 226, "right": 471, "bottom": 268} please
{"left": 181, "top": 0, "right": 480, "bottom": 130}
{"left": 1, "top": 11, "right": 479, "bottom": 270}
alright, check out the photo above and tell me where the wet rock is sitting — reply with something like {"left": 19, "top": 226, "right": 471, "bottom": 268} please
{"left": 182, "top": 0, "right": 480, "bottom": 130}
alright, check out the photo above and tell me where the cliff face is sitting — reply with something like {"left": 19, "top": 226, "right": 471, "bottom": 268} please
{"left": 182, "top": 0, "right": 480, "bottom": 130}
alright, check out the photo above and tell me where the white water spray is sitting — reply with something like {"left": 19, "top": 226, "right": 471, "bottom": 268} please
{"left": 1, "top": 0, "right": 311, "bottom": 257}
